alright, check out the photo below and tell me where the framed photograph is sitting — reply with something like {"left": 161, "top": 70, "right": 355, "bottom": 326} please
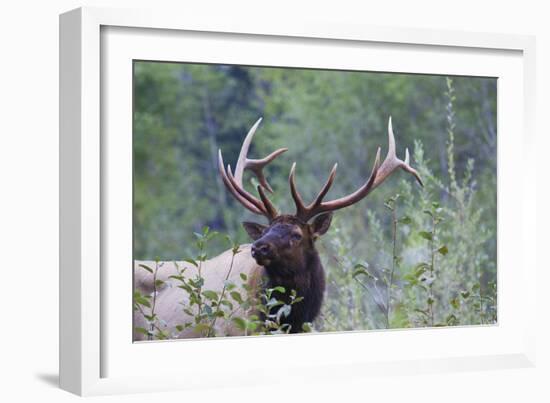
{"left": 60, "top": 7, "right": 537, "bottom": 396}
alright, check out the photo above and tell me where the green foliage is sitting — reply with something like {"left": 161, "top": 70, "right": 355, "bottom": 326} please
{"left": 133, "top": 62, "right": 497, "bottom": 336}
{"left": 317, "top": 76, "right": 496, "bottom": 331}
{"left": 134, "top": 229, "right": 308, "bottom": 338}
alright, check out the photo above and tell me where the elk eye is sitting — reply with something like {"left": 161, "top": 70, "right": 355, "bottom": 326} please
{"left": 291, "top": 233, "right": 302, "bottom": 241}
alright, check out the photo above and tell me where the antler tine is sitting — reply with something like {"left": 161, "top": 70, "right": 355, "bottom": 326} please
{"left": 292, "top": 117, "right": 422, "bottom": 222}
{"left": 289, "top": 162, "right": 339, "bottom": 221}
{"left": 257, "top": 185, "right": 279, "bottom": 220}
{"left": 387, "top": 116, "right": 396, "bottom": 156}
{"left": 246, "top": 148, "right": 288, "bottom": 193}
{"left": 403, "top": 148, "right": 424, "bottom": 186}
{"left": 372, "top": 116, "right": 423, "bottom": 188}
{"left": 233, "top": 117, "right": 288, "bottom": 193}
{"left": 311, "top": 163, "right": 338, "bottom": 207}
{"left": 227, "top": 165, "right": 269, "bottom": 214}
{"left": 289, "top": 162, "right": 308, "bottom": 219}
{"left": 233, "top": 118, "right": 262, "bottom": 186}
{"left": 310, "top": 148, "right": 381, "bottom": 218}
{"left": 218, "top": 118, "right": 285, "bottom": 221}
{"left": 218, "top": 150, "right": 265, "bottom": 216}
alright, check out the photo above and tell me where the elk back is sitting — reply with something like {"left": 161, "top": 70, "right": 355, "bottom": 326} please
{"left": 134, "top": 244, "right": 264, "bottom": 340}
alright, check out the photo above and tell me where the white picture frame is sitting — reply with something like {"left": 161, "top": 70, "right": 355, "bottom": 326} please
{"left": 59, "top": 6, "right": 537, "bottom": 396}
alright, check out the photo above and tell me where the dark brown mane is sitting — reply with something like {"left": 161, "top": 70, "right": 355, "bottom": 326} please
{"left": 262, "top": 246, "right": 325, "bottom": 333}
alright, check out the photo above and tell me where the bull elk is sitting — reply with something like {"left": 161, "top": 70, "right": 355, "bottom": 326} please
{"left": 134, "top": 117, "right": 422, "bottom": 340}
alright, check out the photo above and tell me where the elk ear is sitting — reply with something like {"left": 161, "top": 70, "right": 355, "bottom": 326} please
{"left": 310, "top": 212, "right": 333, "bottom": 240}
{"left": 242, "top": 221, "right": 267, "bottom": 241}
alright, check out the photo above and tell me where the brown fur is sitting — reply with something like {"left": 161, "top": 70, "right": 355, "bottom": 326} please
{"left": 243, "top": 213, "right": 332, "bottom": 333}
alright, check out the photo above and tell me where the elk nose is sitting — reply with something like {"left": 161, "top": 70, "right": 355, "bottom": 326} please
{"left": 251, "top": 241, "right": 272, "bottom": 258}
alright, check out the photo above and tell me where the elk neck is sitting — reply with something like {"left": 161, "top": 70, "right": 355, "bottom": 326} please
{"left": 262, "top": 246, "right": 326, "bottom": 333}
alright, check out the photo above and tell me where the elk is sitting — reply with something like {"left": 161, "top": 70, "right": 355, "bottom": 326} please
{"left": 134, "top": 117, "right": 422, "bottom": 340}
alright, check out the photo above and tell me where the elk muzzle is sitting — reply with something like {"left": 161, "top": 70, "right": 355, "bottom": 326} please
{"left": 251, "top": 239, "right": 275, "bottom": 265}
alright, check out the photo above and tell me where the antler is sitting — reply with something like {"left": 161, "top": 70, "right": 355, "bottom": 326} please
{"left": 218, "top": 118, "right": 287, "bottom": 221}
{"left": 289, "top": 117, "right": 423, "bottom": 222}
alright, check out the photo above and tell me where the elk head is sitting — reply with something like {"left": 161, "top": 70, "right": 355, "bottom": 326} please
{"left": 218, "top": 117, "right": 423, "bottom": 273}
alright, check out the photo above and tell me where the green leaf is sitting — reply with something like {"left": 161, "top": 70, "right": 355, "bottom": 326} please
{"left": 419, "top": 231, "right": 433, "bottom": 241}
{"left": 230, "top": 291, "right": 243, "bottom": 304}
{"left": 352, "top": 267, "right": 368, "bottom": 278}
{"left": 403, "top": 274, "right": 418, "bottom": 286}
{"left": 271, "top": 286, "right": 286, "bottom": 294}
{"left": 220, "top": 300, "right": 233, "bottom": 309}
{"left": 240, "top": 273, "right": 248, "bottom": 281}
{"left": 133, "top": 290, "right": 149, "bottom": 300}
{"left": 224, "top": 281, "right": 236, "bottom": 291}
{"left": 399, "top": 216, "right": 412, "bottom": 224}
{"left": 232, "top": 317, "right": 247, "bottom": 330}
{"left": 134, "top": 296, "right": 151, "bottom": 308}
{"left": 138, "top": 264, "right": 153, "bottom": 274}
{"left": 189, "top": 277, "right": 204, "bottom": 288}
{"left": 183, "top": 258, "right": 198, "bottom": 267}
{"left": 202, "top": 290, "right": 218, "bottom": 301}
{"left": 446, "top": 314, "right": 458, "bottom": 325}
{"left": 205, "top": 231, "right": 219, "bottom": 241}
{"left": 352, "top": 264, "right": 376, "bottom": 280}
{"left": 193, "top": 323, "right": 211, "bottom": 334}
{"left": 461, "top": 290, "right": 470, "bottom": 299}
{"left": 134, "top": 327, "right": 149, "bottom": 336}
{"left": 437, "top": 245, "right": 449, "bottom": 255}
{"left": 450, "top": 297, "right": 460, "bottom": 310}
{"left": 265, "top": 297, "right": 283, "bottom": 309}
{"left": 414, "top": 262, "right": 430, "bottom": 277}
{"left": 154, "top": 279, "right": 165, "bottom": 287}
{"left": 178, "top": 284, "right": 193, "bottom": 294}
